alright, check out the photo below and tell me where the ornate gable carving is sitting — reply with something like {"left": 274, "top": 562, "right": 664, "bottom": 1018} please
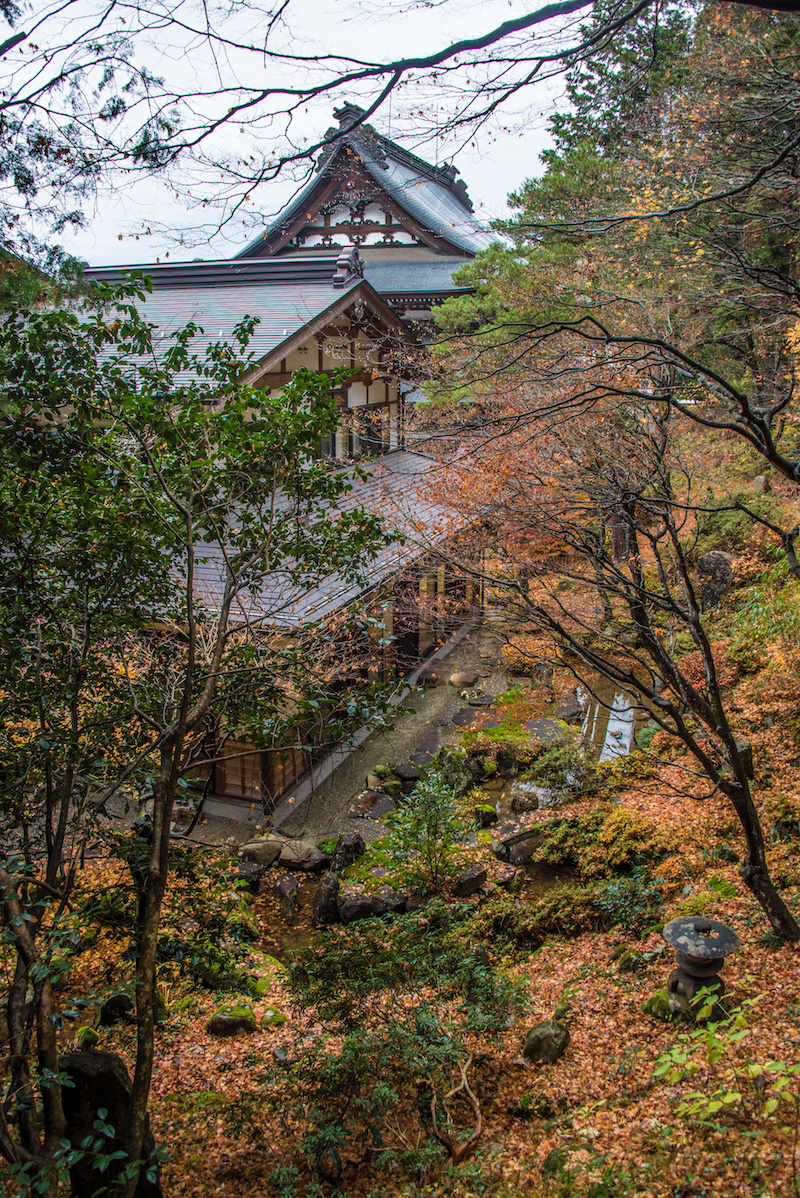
{"left": 248, "top": 145, "right": 463, "bottom": 258}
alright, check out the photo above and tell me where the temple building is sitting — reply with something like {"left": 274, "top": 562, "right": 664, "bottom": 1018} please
{"left": 85, "top": 105, "right": 493, "bottom": 816}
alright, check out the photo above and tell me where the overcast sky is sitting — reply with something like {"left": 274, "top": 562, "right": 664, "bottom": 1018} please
{"left": 51, "top": 0, "right": 568, "bottom": 267}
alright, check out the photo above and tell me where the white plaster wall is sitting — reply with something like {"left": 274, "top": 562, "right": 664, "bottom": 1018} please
{"left": 348, "top": 381, "right": 369, "bottom": 407}
{"left": 284, "top": 344, "right": 315, "bottom": 371}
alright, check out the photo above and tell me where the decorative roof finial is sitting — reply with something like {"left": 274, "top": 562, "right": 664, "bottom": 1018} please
{"left": 333, "top": 102, "right": 367, "bottom": 127}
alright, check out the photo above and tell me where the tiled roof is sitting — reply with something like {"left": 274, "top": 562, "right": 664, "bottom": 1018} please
{"left": 361, "top": 256, "right": 472, "bottom": 297}
{"left": 355, "top": 141, "right": 496, "bottom": 257}
{"left": 108, "top": 280, "right": 363, "bottom": 384}
{"left": 238, "top": 109, "right": 496, "bottom": 259}
{"left": 191, "top": 451, "right": 462, "bottom": 629}
{"left": 85, "top": 254, "right": 360, "bottom": 290}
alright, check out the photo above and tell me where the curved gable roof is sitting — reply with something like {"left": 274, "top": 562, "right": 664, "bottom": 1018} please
{"left": 238, "top": 107, "right": 495, "bottom": 260}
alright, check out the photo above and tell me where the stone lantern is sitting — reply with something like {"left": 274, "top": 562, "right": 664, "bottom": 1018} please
{"left": 663, "top": 916, "right": 740, "bottom": 1006}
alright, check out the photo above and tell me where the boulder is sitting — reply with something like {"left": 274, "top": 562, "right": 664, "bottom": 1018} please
{"left": 493, "top": 823, "right": 551, "bottom": 862}
{"left": 451, "top": 864, "right": 487, "bottom": 897}
{"left": 355, "top": 788, "right": 382, "bottom": 811}
{"left": 530, "top": 660, "right": 554, "bottom": 686}
{"left": 312, "top": 871, "right": 341, "bottom": 928}
{"left": 279, "top": 841, "right": 329, "bottom": 871}
{"left": 240, "top": 838, "right": 282, "bottom": 867}
{"left": 617, "top": 945, "right": 666, "bottom": 974}
{"left": 754, "top": 474, "right": 771, "bottom": 494}
{"left": 60, "top": 1050, "right": 161, "bottom": 1196}
{"left": 509, "top": 781, "right": 541, "bottom": 814}
{"left": 508, "top": 839, "right": 536, "bottom": 866}
{"left": 260, "top": 1006, "right": 287, "bottom": 1030}
{"left": 226, "top": 861, "right": 268, "bottom": 892}
{"left": 475, "top": 803, "right": 498, "bottom": 828}
{"left": 98, "top": 992, "right": 135, "bottom": 1027}
{"left": 337, "top": 890, "right": 375, "bottom": 924}
{"left": 717, "top": 842, "right": 740, "bottom": 864}
{"left": 522, "top": 1019, "right": 570, "bottom": 1064}
{"left": 697, "top": 551, "right": 734, "bottom": 609}
{"left": 641, "top": 988, "right": 693, "bottom": 1024}
{"left": 394, "top": 762, "right": 421, "bottom": 783}
{"left": 366, "top": 794, "right": 396, "bottom": 821}
{"left": 452, "top": 706, "right": 495, "bottom": 728}
{"left": 379, "top": 778, "right": 403, "bottom": 801}
{"left": 76, "top": 1026, "right": 100, "bottom": 1050}
{"left": 274, "top": 873, "right": 300, "bottom": 919}
{"left": 495, "top": 864, "right": 518, "bottom": 890}
{"left": 554, "top": 691, "right": 584, "bottom": 725}
{"left": 449, "top": 670, "right": 479, "bottom": 688}
{"left": 525, "top": 718, "right": 566, "bottom": 745}
{"left": 171, "top": 802, "right": 194, "bottom": 832}
{"left": 206, "top": 1005, "right": 256, "bottom": 1036}
{"left": 330, "top": 831, "right": 366, "bottom": 873}
{"left": 372, "top": 886, "right": 407, "bottom": 916}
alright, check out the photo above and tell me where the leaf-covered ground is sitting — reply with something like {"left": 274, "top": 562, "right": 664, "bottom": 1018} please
{"left": 45, "top": 557, "right": 800, "bottom": 1198}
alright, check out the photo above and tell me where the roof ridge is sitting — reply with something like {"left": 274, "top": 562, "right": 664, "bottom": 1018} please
{"left": 325, "top": 104, "right": 475, "bottom": 214}
{"left": 85, "top": 251, "right": 365, "bottom": 289}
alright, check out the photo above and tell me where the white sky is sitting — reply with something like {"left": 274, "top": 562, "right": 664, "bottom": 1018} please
{"left": 48, "top": 0, "right": 569, "bottom": 266}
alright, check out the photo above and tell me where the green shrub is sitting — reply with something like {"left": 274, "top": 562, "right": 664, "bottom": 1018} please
{"left": 691, "top": 489, "right": 780, "bottom": 561}
{"left": 533, "top": 805, "right": 659, "bottom": 879}
{"left": 522, "top": 735, "right": 598, "bottom": 794}
{"left": 595, "top": 867, "right": 665, "bottom": 934}
{"left": 384, "top": 769, "right": 475, "bottom": 888}
{"left": 462, "top": 724, "right": 537, "bottom": 774}
{"left": 474, "top": 887, "right": 603, "bottom": 948}
{"left": 707, "top": 872, "right": 737, "bottom": 898}
{"left": 635, "top": 722, "right": 660, "bottom": 752}
{"left": 730, "top": 561, "right": 800, "bottom": 659}
{"left": 279, "top": 902, "right": 525, "bottom": 1181}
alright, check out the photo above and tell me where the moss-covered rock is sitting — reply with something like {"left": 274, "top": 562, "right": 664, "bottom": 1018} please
{"left": 475, "top": 802, "right": 498, "bottom": 828}
{"left": 522, "top": 1019, "right": 570, "bottom": 1064}
{"left": 641, "top": 988, "right": 693, "bottom": 1024}
{"left": 206, "top": 1004, "right": 256, "bottom": 1036}
{"left": 76, "top": 1026, "right": 100, "bottom": 1049}
{"left": 260, "top": 1006, "right": 288, "bottom": 1030}
{"left": 248, "top": 976, "right": 273, "bottom": 999}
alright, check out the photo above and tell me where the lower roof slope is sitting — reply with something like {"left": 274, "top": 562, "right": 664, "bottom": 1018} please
{"left": 192, "top": 451, "right": 461, "bottom": 630}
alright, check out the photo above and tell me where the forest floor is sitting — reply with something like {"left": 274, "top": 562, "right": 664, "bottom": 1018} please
{"left": 54, "top": 581, "right": 800, "bottom": 1198}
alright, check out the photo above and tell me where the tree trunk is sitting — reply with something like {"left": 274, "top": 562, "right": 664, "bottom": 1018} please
{"left": 122, "top": 773, "right": 173, "bottom": 1196}
{"left": 726, "top": 782, "right": 800, "bottom": 940}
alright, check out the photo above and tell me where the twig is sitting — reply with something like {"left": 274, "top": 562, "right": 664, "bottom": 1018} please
{"left": 430, "top": 1052, "right": 482, "bottom": 1165}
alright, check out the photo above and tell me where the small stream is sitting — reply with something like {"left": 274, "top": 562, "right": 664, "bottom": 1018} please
{"left": 579, "top": 678, "right": 641, "bottom": 761}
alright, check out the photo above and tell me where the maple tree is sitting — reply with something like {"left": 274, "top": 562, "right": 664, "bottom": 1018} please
{"left": 0, "top": 287, "right": 396, "bottom": 1192}
{"left": 433, "top": 392, "right": 800, "bottom": 937}
{"left": 423, "top": 3, "right": 800, "bottom": 938}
